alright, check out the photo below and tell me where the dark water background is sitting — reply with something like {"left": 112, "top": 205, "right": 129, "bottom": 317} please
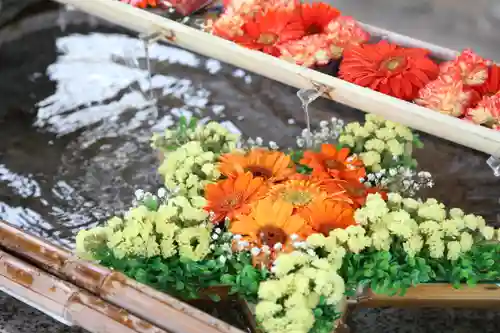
{"left": 0, "top": 1, "right": 500, "bottom": 332}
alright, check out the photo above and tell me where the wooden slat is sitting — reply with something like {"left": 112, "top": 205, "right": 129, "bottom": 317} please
{"left": 52, "top": 0, "right": 500, "bottom": 156}
{"left": 358, "top": 283, "right": 500, "bottom": 308}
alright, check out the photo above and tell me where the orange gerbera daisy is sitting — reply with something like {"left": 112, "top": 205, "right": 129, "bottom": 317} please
{"left": 267, "top": 179, "right": 352, "bottom": 211}
{"left": 322, "top": 178, "right": 387, "bottom": 209}
{"left": 235, "top": 9, "right": 305, "bottom": 56}
{"left": 300, "top": 144, "right": 366, "bottom": 181}
{"left": 230, "top": 199, "right": 312, "bottom": 249}
{"left": 218, "top": 149, "right": 296, "bottom": 183}
{"left": 299, "top": 199, "right": 356, "bottom": 236}
{"left": 339, "top": 41, "right": 439, "bottom": 101}
{"left": 204, "top": 172, "right": 268, "bottom": 223}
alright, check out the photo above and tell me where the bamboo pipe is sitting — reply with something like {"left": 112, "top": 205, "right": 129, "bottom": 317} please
{"left": 0, "top": 221, "right": 244, "bottom": 333}
{"left": 0, "top": 250, "right": 167, "bottom": 333}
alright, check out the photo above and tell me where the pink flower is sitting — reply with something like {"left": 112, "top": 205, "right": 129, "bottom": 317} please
{"left": 465, "top": 93, "right": 500, "bottom": 130}
{"left": 415, "top": 73, "right": 472, "bottom": 117}
{"left": 440, "top": 49, "right": 491, "bottom": 86}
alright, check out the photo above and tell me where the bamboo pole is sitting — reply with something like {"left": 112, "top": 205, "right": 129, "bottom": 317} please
{"left": 0, "top": 221, "right": 245, "bottom": 333}
{"left": 0, "top": 250, "right": 167, "bottom": 333}
{"left": 51, "top": 0, "right": 500, "bottom": 156}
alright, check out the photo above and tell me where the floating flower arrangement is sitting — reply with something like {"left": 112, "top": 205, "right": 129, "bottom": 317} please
{"left": 122, "top": 0, "right": 500, "bottom": 131}
{"left": 76, "top": 114, "right": 500, "bottom": 333}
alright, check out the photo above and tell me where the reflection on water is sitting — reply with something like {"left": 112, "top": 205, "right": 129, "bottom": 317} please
{"left": 0, "top": 31, "right": 252, "bottom": 247}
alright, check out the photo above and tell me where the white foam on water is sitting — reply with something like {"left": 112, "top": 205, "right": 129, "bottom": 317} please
{"left": 35, "top": 33, "right": 202, "bottom": 134}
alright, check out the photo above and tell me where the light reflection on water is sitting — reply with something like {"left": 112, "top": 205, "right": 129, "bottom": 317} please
{"left": 0, "top": 32, "right": 251, "bottom": 246}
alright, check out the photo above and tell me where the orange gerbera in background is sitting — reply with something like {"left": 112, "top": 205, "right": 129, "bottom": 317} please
{"left": 299, "top": 199, "right": 356, "bottom": 236}
{"left": 232, "top": 9, "right": 305, "bottom": 56}
{"left": 218, "top": 149, "right": 296, "bottom": 183}
{"left": 300, "top": 144, "right": 366, "bottom": 181}
{"left": 204, "top": 172, "right": 268, "bottom": 223}
{"left": 229, "top": 199, "right": 313, "bottom": 250}
{"left": 339, "top": 41, "right": 439, "bottom": 101}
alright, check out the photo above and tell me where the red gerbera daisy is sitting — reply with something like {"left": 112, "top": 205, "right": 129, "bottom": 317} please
{"left": 473, "top": 64, "right": 500, "bottom": 97}
{"left": 235, "top": 9, "right": 305, "bottom": 56}
{"left": 300, "top": 2, "right": 341, "bottom": 35}
{"left": 339, "top": 41, "right": 439, "bottom": 101}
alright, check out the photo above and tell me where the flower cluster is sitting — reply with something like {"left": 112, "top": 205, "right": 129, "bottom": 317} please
{"left": 255, "top": 225, "right": 372, "bottom": 333}
{"left": 76, "top": 202, "right": 212, "bottom": 261}
{"left": 354, "top": 193, "right": 498, "bottom": 260}
{"left": 204, "top": 137, "right": 392, "bottom": 268}
{"left": 74, "top": 113, "right": 499, "bottom": 333}
{"left": 209, "top": 0, "right": 369, "bottom": 67}
{"left": 416, "top": 49, "right": 500, "bottom": 130}
{"left": 338, "top": 114, "right": 419, "bottom": 172}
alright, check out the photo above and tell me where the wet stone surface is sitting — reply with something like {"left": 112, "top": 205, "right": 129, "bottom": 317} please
{"left": 0, "top": 4, "right": 500, "bottom": 333}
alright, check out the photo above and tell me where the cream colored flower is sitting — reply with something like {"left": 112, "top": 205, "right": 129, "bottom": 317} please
{"left": 446, "top": 241, "right": 461, "bottom": 261}
{"left": 459, "top": 232, "right": 474, "bottom": 252}
{"left": 360, "top": 150, "right": 381, "bottom": 166}
{"left": 480, "top": 226, "right": 495, "bottom": 240}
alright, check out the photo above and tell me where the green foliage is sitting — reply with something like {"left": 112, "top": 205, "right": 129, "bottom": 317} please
{"left": 340, "top": 241, "right": 500, "bottom": 297}
{"left": 288, "top": 150, "right": 312, "bottom": 174}
{"left": 309, "top": 297, "right": 341, "bottom": 333}
{"left": 93, "top": 245, "right": 267, "bottom": 303}
{"left": 152, "top": 116, "right": 199, "bottom": 152}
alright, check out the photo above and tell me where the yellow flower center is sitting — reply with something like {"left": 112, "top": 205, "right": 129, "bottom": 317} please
{"left": 281, "top": 190, "right": 313, "bottom": 206}
{"left": 382, "top": 56, "right": 405, "bottom": 71}
{"left": 257, "top": 33, "right": 278, "bottom": 45}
